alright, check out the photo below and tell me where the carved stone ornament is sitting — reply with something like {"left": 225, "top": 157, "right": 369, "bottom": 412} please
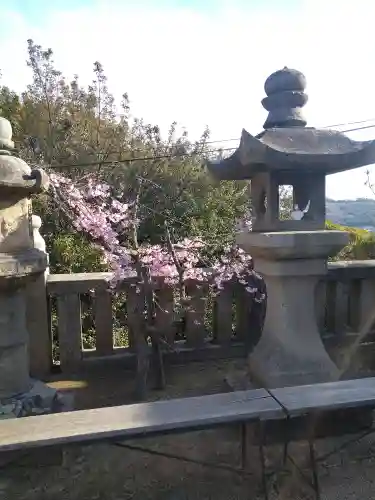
{"left": 0, "top": 117, "right": 49, "bottom": 195}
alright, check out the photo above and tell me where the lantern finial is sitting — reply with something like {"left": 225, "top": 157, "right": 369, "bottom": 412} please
{"left": 262, "top": 67, "right": 308, "bottom": 129}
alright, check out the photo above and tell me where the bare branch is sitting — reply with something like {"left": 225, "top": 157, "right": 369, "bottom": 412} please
{"left": 164, "top": 221, "right": 186, "bottom": 302}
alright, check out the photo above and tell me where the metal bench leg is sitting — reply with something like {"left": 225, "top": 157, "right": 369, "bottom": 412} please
{"left": 241, "top": 422, "right": 268, "bottom": 500}
{"left": 241, "top": 424, "right": 248, "bottom": 471}
{"left": 308, "top": 439, "right": 321, "bottom": 500}
{"left": 282, "top": 441, "right": 288, "bottom": 466}
{"left": 282, "top": 416, "right": 291, "bottom": 466}
{"left": 258, "top": 421, "right": 269, "bottom": 500}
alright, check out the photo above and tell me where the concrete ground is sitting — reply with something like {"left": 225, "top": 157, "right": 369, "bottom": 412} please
{"left": 1, "top": 359, "right": 375, "bottom": 500}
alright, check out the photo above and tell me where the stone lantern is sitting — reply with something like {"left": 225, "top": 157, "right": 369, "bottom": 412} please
{"left": 0, "top": 117, "right": 62, "bottom": 418}
{"left": 207, "top": 67, "right": 375, "bottom": 388}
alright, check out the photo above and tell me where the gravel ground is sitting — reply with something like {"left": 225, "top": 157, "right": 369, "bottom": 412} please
{"left": 2, "top": 359, "right": 375, "bottom": 499}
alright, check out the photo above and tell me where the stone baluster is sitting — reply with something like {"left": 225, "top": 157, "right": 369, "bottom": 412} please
{"left": 32, "top": 215, "right": 47, "bottom": 253}
{"left": 26, "top": 214, "right": 51, "bottom": 379}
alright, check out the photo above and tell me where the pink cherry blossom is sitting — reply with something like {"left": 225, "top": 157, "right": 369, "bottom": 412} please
{"left": 48, "top": 172, "right": 265, "bottom": 303}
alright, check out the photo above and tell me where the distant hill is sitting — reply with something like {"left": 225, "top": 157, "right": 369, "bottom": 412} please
{"left": 326, "top": 198, "right": 375, "bottom": 231}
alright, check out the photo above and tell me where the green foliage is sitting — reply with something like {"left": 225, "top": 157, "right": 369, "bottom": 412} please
{"left": 326, "top": 221, "right": 375, "bottom": 260}
{"left": 0, "top": 39, "right": 249, "bottom": 273}
{"left": 49, "top": 233, "right": 107, "bottom": 274}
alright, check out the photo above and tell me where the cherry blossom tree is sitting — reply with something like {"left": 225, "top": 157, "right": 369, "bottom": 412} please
{"left": 49, "top": 172, "right": 266, "bottom": 398}
{"left": 49, "top": 172, "right": 264, "bottom": 295}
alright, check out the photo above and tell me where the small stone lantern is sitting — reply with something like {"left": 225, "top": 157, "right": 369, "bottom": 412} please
{"left": 207, "top": 67, "right": 375, "bottom": 387}
{"left": 0, "top": 117, "right": 62, "bottom": 418}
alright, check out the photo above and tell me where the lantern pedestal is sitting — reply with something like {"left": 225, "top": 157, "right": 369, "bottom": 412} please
{"left": 0, "top": 118, "right": 72, "bottom": 425}
{"left": 236, "top": 230, "right": 348, "bottom": 387}
{"left": 0, "top": 251, "right": 71, "bottom": 419}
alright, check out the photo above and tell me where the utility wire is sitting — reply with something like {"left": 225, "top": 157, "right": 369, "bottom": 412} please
{"left": 25, "top": 118, "right": 375, "bottom": 171}
{"left": 24, "top": 118, "right": 375, "bottom": 163}
{"left": 44, "top": 122, "right": 375, "bottom": 170}
{"left": 44, "top": 146, "right": 237, "bottom": 170}
{"left": 321, "top": 118, "right": 375, "bottom": 129}
{"left": 340, "top": 124, "right": 375, "bottom": 134}
{"left": 27, "top": 136, "right": 240, "bottom": 162}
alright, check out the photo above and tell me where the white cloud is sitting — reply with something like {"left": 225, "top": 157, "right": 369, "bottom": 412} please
{"left": 1, "top": 0, "right": 375, "bottom": 199}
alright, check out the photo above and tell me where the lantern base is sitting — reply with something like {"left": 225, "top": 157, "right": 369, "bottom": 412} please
{"left": 249, "top": 259, "right": 339, "bottom": 387}
{"left": 236, "top": 230, "right": 349, "bottom": 388}
{"left": 0, "top": 379, "right": 73, "bottom": 420}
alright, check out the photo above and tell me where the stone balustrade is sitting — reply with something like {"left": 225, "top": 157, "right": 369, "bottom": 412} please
{"left": 28, "top": 261, "right": 375, "bottom": 377}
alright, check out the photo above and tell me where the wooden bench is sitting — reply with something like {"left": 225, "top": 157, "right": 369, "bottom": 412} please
{"left": 270, "top": 378, "right": 375, "bottom": 416}
{"left": 264, "top": 378, "right": 375, "bottom": 499}
{"left": 0, "top": 389, "right": 282, "bottom": 453}
{"left": 0, "top": 389, "right": 282, "bottom": 499}
{"left": 1, "top": 378, "right": 375, "bottom": 500}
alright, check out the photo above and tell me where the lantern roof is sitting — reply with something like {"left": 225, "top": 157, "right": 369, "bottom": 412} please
{"left": 207, "top": 67, "right": 375, "bottom": 180}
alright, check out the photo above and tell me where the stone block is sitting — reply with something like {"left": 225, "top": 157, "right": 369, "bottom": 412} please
{"left": 0, "top": 379, "right": 74, "bottom": 420}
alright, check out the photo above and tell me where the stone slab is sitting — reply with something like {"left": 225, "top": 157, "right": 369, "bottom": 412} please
{"left": 236, "top": 229, "right": 349, "bottom": 260}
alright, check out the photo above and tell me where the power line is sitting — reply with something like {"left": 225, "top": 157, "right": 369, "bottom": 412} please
{"left": 26, "top": 118, "right": 375, "bottom": 163}
{"left": 340, "top": 124, "right": 375, "bottom": 134}
{"left": 26, "top": 118, "right": 375, "bottom": 171}
{"left": 23, "top": 136, "right": 241, "bottom": 163}
{"left": 46, "top": 146, "right": 237, "bottom": 170}
{"left": 321, "top": 118, "right": 375, "bottom": 129}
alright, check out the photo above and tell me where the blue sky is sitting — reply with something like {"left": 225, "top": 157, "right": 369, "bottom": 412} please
{"left": 2, "top": 0, "right": 375, "bottom": 200}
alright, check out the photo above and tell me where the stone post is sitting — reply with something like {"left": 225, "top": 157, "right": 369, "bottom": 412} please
{"left": 0, "top": 117, "right": 64, "bottom": 419}
{"left": 27, "top": 215, "right": 52, "bottom": 379}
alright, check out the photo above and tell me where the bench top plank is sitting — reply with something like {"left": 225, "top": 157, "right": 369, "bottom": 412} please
{"left": 0, "top": 389, "right": 283, "bottom": 452}
{"left": 270, "top": 378, "right": 375, "bottom": 416}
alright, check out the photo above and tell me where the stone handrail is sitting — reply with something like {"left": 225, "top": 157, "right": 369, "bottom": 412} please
{"left": 45, "top": 270, "right": 252, "bottom": 373}
{"left": 27, "top": 261, "right": 375, "bottom": 377}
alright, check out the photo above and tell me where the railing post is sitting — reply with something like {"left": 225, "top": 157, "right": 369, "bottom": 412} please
{"left": 185, "top": 282, "right": 207, "bottom": 347}
{"left": 26, "top": 214, "right": 52, "bottom": 378}
{"left": 359, "top": 278, "right": 375, "bottom": 332}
